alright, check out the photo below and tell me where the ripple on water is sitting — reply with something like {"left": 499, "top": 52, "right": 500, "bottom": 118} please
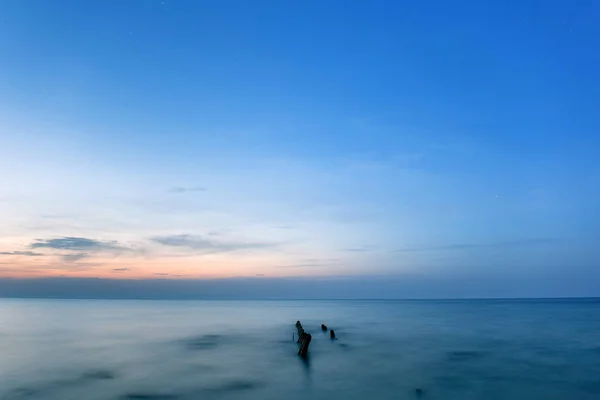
{"left": 446, "top": 350, "right": 487, "bottom": 362}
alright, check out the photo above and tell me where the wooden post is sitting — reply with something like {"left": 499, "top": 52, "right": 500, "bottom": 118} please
{"left": 321, "top": 324, "right": 328, "bottom": 331}
{"left": 330, "top": 329, "right": 336, "bottom": 339}
{"left": 295, "top": 321, "right": 311, "bottom": 357}
{"left": 299, "top": 333, "right": 311, "bottom": 357}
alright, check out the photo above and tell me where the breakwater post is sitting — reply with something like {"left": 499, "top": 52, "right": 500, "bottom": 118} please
{"left": 295, "top": 321, "right": 312, "bottom": 357}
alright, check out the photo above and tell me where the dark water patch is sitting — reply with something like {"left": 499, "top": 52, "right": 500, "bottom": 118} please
{"left": 121, "top": 394, "right": 180, "bottom": 400}
{"left": 1, "top": 369, "right": 120, "bottom": 400}
{"left": 57, "top": 369, "right": 118, "bottom": 387}
{"left": 2, "top": 388, "right": 40, "bottom": 399}
{"left": 435, "top": 375, "right": 471, "bottom": 390}
{"left": 188, "top": 363, "right": 217, "bottom": 372}
{"left": 80, "top": 369, "right": 116, "bottom": 380}
{"left": 510, "top": 356, "right": 572, "bottom": 378}
{"left": 338, "top": 343, "right": 351, "bottom": 350}
{"left": 220, "top": 380, "right": 263, "bottom": 391}
{"left": 579, "top": 381, "right": 600, "bottom": 394}
{"left": 588, "top": 346, "right": 600, "bottom": 354}
{"left": 204, "top": 379, "right": 265, "bottom": 394}
{"left": 179, "top": 380, "right": 265, "bottom": 400}
{"left": 530, "top": 344, "right": 564, "bottom": 359}
{"left": 446, "top": 350, "right": 487, "bottom": 361}
{"left": 182, "top": 334, "right": 223, "bottom": 350}
{"left": 2, "top": 369, "right": 117, "bottom": 400}
{"left": 179, "top": 333, "right": 254, "bottom": 351}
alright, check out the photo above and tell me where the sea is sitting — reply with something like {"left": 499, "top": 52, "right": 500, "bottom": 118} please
{"left": 1, "top": 299, "right": 599, "bottom": 400}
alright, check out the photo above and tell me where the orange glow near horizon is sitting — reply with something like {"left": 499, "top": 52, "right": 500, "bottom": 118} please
{"left": 0, "top": 253, "right": 345, "bottom": 279}
{"left": 0, "top": 224, "right": 356, "bottom": 280}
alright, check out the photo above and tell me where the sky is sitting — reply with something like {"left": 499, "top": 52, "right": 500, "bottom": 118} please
{"left": 0, "top": 0, "right": 599, "bottom": 298}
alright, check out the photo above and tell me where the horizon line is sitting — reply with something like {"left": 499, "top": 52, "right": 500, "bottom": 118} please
{"left": 1, "top": 296, "right": 598, "bottom": 301}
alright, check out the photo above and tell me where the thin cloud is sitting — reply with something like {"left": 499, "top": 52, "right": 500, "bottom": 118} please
{"left": 168, "top": 186, "right": 207, "bottom": 194}
{"left": 343, "top": 245, "right": 377, "bottom": 252}
{"left": 395, "top": 238, "right": 560, "bottom": 253}
{"left": 39, "top": 214, "right": 74, "bottom": 219}
{"left": 113, "top": 268, "right": 130, "bottom": 272}
{"left": 276, "top": 258, "right": 341, "bottom": 268}
{"left": 62, "top": 253, "right": 89, "bottom": 263}
{"left": 0, "top": 251, "right": 44, "bottom": 257}
{"left": 151, "top": 234, "right": 274, "bottom": 254}
{"left": 273, "top": 225, "right": 296, "bottom": 230}
{"left": 301, "top": 258, "right": 341, "bottom": 263}
{"left": 153, "top": 273, "right": 188, "bottom": 278}
{"left": 276, "top": 263, "right": 327, "bottom": 268}
{"left": 62, "top": 262, "right": 104, "bottom": 269}
{"left": 207, "top": 229, "right": 232, "bottom": 237}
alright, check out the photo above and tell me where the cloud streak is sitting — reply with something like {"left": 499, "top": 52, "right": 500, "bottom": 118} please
{"left": 395, "top": 238, "right": 560, "bottom": 253}
{"left": 276, "top": 263, "right": 328, "bottom": 269}
{"left": 168, "top": 186, "right": 206, "bottom": 194}
{"left": 0, "top": 251, "right": 44, "bottom": 257}
{"left": 277, "top": 258, "right": 341, "bottom": 269}
{"left": 28, "top": 237, "right": 131, "bottom": 264}
{"left": 151, "top": 234, "right": 274, "bottom": 254}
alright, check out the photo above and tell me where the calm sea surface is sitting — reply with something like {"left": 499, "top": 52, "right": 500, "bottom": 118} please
{"left": 1, "top": 299, "right": 599, "bottom": 400}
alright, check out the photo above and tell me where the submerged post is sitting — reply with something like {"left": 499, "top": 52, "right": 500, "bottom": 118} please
{"left": 295, "top": 321, "right": 311, "bottom": 357}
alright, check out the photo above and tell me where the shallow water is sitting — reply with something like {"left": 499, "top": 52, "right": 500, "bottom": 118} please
{"left": 1, "top": 299, "right": 599, "bottom": 400}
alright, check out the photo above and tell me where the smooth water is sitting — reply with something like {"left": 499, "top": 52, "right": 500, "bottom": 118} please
{"left": 1, "top": 299, "right": 599, "bottom": 400}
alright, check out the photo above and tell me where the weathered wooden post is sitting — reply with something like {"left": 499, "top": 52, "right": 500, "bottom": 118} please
{"left": 298, "top": 333, "right": 311, "bottom": 357}
{"left": 321, "top": 324, "right": 328, "bottom": 331}
{"left": 330, "top": 329, "right": 336, "bottom": 339}
{"left": 295, "top": 321, "right": 311, "bottom": 357}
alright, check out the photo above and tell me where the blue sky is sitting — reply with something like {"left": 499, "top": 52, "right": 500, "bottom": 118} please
{"left": 0, "top": 1, "right": 599, "bottom": 296}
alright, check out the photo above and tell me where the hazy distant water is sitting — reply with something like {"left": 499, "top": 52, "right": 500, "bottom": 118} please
{"left": 1, "top": 299, "right": 600, "bottom": 400}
